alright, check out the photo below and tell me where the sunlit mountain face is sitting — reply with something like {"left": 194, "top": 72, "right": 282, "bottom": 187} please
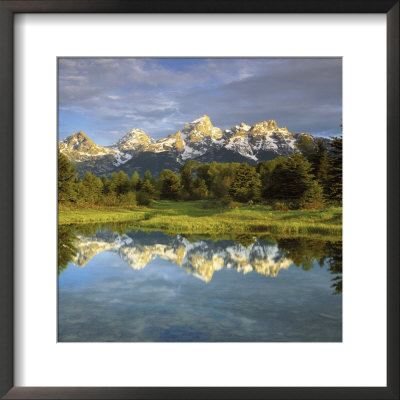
{"left": 69, "top": 229, "right": 293, "bottom": 283}
{"left": 58, "top": 115, "right": 331, "bottom": 177}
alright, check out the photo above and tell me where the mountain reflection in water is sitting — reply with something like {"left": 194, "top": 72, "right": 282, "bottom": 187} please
{"left": 58, "top": 225, "right": 342, "bottom": 292}
{"left": 58, "top": 224, "right": 342, "bottom": 342}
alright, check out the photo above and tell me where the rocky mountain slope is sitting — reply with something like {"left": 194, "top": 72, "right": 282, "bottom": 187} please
{"left": 59, "top": 115, "right": 327, "bottom": 177}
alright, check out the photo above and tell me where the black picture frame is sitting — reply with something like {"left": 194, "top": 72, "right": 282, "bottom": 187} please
{"left": 0, "top": 1, "right": 398, "bottom": 399}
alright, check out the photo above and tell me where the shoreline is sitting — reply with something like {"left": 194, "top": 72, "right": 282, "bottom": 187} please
{"left": 59, "top": 201, "right": 342, "bottom": 238}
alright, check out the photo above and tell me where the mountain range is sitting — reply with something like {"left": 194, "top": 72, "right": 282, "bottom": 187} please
{"left": 59, "top": 115, "right": 328, "bottom": 177}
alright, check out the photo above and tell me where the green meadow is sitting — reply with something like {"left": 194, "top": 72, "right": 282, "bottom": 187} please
{"left": 59, "top": 200, "right": 342, "bottom": 238}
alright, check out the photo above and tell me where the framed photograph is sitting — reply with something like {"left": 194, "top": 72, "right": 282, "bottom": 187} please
{"left": 1, "top": 1, "right": 398, "bottom": 399}
{"left": 57, "top": 56, "right": 343, "bottom": 344}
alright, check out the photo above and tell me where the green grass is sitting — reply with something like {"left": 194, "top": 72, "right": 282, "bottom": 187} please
{"left": 59, "top": 200, "right": 342, "bottom": 238}
{"left": 58, "top": 204, "right": 147, "bottom": 224}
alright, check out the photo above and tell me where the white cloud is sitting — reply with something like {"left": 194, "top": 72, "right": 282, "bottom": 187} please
{"left": 58, "top": 57, "right": 342, "bottom": 143}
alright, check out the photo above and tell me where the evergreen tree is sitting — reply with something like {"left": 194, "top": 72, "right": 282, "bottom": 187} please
{"left": 301, "top": 180, "right": 325, "bottom": 209}
{"left": 316, "top": 146, "right": 330, "bottom": 183}
{"left": 74, "top": 180, "right": 86, "bottom": 205}
{"left": 268, "top": 152, "right": 316, "bottom": 208}
{"left": 130, "top": 171, "right": 141, "bottom": 191}
{"left": 179, "top": 160, "right": 198, "bottom": 197}
{"left": 143, "top": 170, "right": 153, "bottom": 182}
{"left": 58, "top": 151, "right": 77, "bottom": 202}
{"left": 327, "top": 136, "right": 343, "bottom": 204}
{"left": 136, "top": 191, "right": 152, "bottom": 206}
{"left": 211, "top": 174, "right": 234, "bottom": 199}
{"left": 308, "top": 139, "right": 330, "bottom": 196}
{"left": 229, "top": 163, "right": 261, "bottom": 202}
{"left": 111, "top": 170, "right": 130, "bottom": 195}
{"left": 296, "top": 135, "right": 314, "bottom": 159}
{"left": 159, "top": 169, "right": 182, "bottom": 200}
{"left": 197, "top": 163, "right": 212, "bottom": 189}
{"left": 141, "top": 179, "right": 155, "bottom": 196}
{"left": 82, "top": 172, "right": 103, "bottom": 203}
{"left": 100, "top": 175, "right": 111, "bottom": 194}
{"left": 257, "top": 156, "right": 287, "bottom": 199}
{"left": 208, "top": 162, "right": 237, "bottom": 199}
{"left": 192, "top": 178, "right": 208, "bottom": 200}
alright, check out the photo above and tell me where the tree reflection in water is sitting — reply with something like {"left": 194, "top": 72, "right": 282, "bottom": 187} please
{"left": 58, "top": 223, "right": 342, "bottom": 293}
{"left": 277, "top": 237, "right": 342, "bottom": 294}
{"left": 58, "top": 225, "right": 78, "bottom": 275}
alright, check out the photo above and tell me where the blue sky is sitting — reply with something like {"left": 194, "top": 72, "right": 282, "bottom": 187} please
{"left": 58, "top": 58, "right": 342, "bottom": 145}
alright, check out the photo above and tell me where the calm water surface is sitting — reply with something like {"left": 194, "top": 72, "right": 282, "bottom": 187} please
{"left": 58, "top": 225, "right": 342, "bottom": 342}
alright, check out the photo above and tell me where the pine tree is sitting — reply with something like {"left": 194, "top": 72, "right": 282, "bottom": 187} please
{"left": 141, "top": 179, "right": 155, "bottom": 196}
{"left": 82, "top": 172, "right": 103, "bottom": 203}
{"left": 143, "top": 170, "right": 153, "bottom": 182}
{"left": 100, "top": 175, "right": 110, "bottom": 194}
{"left": 159, "top": 169, "right": 182, "bottom": 200}
{"left": 192, "top": 178, "right": 208, "bottom": 200}
{"left": 301, "top": 180, "right": 325, "bottom": 209}
{"left": 327, "top": 136, "right": 342, "bottom": 204}
{"left": 130, "top": 171, "right": 140, "bottom": 191}
{"left": 258, "top": 156, "right": 287, "bottom": 199}
{"left": 296, "top": 135, "right": 314, "bottom": 159}
{"left": 74, "top": 180, "right": 86, "bottom": 205}
{"left": 179, "top": 160, "right": 198, "bottom": 197}
{"left": 309, "top": 139, "right": 330, "bottom": 196}
{"left": 229, "top": 163, "right": 261, "bottom": 202}
{"left": 58, "top": 151, "right": 77, "bottom": 202}
{"left": 269, "top": 152, "right": 316, "bottom": 208}
{"left": 111, "top": 170, "right": 130, "bottom": 195}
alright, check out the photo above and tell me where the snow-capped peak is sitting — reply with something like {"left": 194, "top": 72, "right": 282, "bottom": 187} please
{"left": 59, "top": 131, "right": 114, "bottom": 157}
{"left": 190, "top": 115, "right": 210, "bottom": 124}
{"left": 59, "top": 116, "right": 329, "bottom": 177}
{"left": 146, "top": 131, "right": 184, "bottom": 153}
{"left": 109, "top": 129, "right": 153, "bottom": 152}
{"left": 182, "top": 115, "right": 223, "bottom": 143}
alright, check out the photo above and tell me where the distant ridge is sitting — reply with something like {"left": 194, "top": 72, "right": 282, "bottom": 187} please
{"left": 59, "top": 115, "right": 329, "bottom": 177}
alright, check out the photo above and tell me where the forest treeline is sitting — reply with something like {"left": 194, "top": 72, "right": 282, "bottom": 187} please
{"left": 59, "top": 136, "right": 342, "bottom": 210}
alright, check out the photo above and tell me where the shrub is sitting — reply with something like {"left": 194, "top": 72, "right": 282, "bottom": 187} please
{"left": 180, "top": 190, "right": 191, "bottom": 201}
{"left": 300, "top": 180, "right": 325, "bottom": 210}
{"left": 220, "top": 195, "right": 231, "bottom": 207}
{"left": 101, "top": 192, "right": 120, "bottom": 206}
{"left": 202, "top": 200, "right": 219, "bottom": 209}
{"left": 119, "top": 192, "right": 137, "bottom": 206}
{"left": 301, "top": 200, "right": 325, "bottom": 210}
{"left": 228, "top": 200, "right": 241, "bottom": 209}
{"left": 137, "top": 191, "right": 152, "bottom": 206}
{"left": 273, "top": 201, "right": 289, "bottom": 211}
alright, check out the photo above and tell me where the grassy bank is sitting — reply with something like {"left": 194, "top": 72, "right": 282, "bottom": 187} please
{"left": 59, "top": 200, "right": 342, "bottom": 237}
{"left": 58, "top": 204, "right": 146, "bottom": 224}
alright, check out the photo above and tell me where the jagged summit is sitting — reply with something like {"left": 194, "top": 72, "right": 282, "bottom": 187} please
{"left": 62, "top": 131, "right": 91, "bottom": 147}
{"left": 147, "top": 130, "right": 185, "bottom": 153}
{"left": 250, "top": 120, "right": 282, "bottom": 136}
{"left": 59, "top": 130, "right": 112, "bottom": 157}
{"left": 59, "top": 116, "right": 329, "bottom": 177}
{"left": 182, "top": 115, "right": 223, "bottom": 143}
{"left": 108, "top": 129, "right": 153, "bottom": 152}
{"left": 191, "top": 114, "right": 211, "bottom": 124}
